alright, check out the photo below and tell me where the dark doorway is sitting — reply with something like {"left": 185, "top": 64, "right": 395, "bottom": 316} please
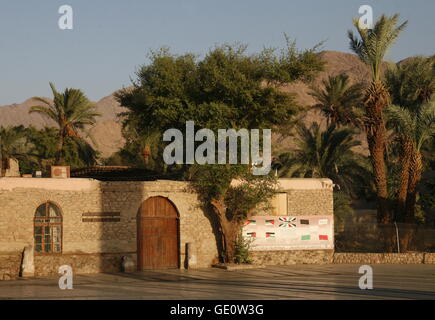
{"left": 137, "top": 196, "right": 179, "bottom": 270}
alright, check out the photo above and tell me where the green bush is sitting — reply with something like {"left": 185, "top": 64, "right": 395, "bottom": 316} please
{"left": 234, "top": 232, "right": 254, "bottom": 264}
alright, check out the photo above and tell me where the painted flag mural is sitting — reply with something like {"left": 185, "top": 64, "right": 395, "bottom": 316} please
{"left": 245, "top": 220, "right": 257, "bottom": 226}
{"left": 278, "top": 217, "right": 297, "bottom": 228}
{"left": 242, "top": 215, "right": 333, "bottom": 250}
{"left": 265, "top": 232, "right": 275, "bottom": 239}
{"left": 265, "top": 220, "right": 275, "bottom": 226}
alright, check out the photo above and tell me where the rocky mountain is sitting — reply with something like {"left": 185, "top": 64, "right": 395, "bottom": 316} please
{"left": 0, "top": 50, "right": 395, "bottom": 158}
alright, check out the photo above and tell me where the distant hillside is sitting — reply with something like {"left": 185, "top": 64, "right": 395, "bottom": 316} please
{"left": 0, "top": 51, "right": 398, "bottom": 158}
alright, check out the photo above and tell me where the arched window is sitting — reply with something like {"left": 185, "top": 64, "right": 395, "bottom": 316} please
{"left": 34, "top": 202, "right": 62, "bottom": 254}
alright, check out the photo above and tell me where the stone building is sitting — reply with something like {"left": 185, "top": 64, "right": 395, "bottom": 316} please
{"left": 0, "top": 177, "right": 333, "bottom": 280}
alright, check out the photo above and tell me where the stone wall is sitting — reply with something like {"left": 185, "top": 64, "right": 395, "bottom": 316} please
{"left": 0, "top": 177, "right": 335, "bottom": 279}
{"left": 251, "top": 250, "right": 334, "bottom": 265}
{"left": 250, "top": 252, "right": 435, "bottom": 266}
{"left": 0, "top": 252, "right": 21, "bottom": 280}
{"left": 35, "top": 253, "right": 136, "bottom": 276}
{"left": 281, "top": 178, "right": 333, "bottom": 216}
{"left": 424, "top": 253, "right": 435, "bottom": 264}
{"left": 333, "top": 252, "right": 435, "bottom": 264}
{"left": 0, "top": 178, "right": 220, "bottom": 278}
{"left": 254, "top": 178, "right": 334, "bottom": 216}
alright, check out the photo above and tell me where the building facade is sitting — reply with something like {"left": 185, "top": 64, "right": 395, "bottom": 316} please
{"left": 0, "top": 177, "right": 333, "bottom": 279}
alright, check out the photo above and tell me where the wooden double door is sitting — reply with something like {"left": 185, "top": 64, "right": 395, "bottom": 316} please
{"left": 137, "top": 197, "right": 179, "bottom": 270}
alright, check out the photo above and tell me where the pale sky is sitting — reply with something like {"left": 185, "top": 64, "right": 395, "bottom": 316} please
{"left": 0, "top": 0, "right": 434, "bottom": 105}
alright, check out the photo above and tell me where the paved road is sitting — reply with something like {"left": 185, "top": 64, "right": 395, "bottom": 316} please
{"left": 1, "top": 264, "right": 434, "bottom": 300}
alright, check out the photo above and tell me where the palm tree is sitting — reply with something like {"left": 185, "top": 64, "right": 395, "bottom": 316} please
{"left": 29, "top": 83, "right": 101, "bottom": 165}
{"left": 386, "top": 100, "right": 435, "bottom": 221}
{"left": 276, "top": 122, "right": 372, "bottom": 197}
{"left": 385, "top": 56, "right": 435, "bottom": 219}
{"left": 348, "top": 14, "right": 407, "bottom": 223}
{"left": 386, "top": 56, "right": 434, "bottom": 109}
{"left": 309, "top": 74, "right": 365, "bottom": 127}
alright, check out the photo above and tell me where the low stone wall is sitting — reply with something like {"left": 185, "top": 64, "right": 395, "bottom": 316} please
{"left": 424, "top": 253, "right": 435, "bottom": 264}
{"left": 0, "top": 252, "right": 22, "bottom": 280}
{"left": 250, "top": 250, "right": 334, "bottom": 265}
{"left": 333, "top": 252, "right": 430, "bottom": 264}
{"left": 34, "top": 252, "right": 136, "bottom": 276}
{"left": 250, "top": 251, "right": 435, "bottom": 266}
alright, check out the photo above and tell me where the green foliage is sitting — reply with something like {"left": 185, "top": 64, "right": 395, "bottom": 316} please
{"left": 309, "top": 73, "right": 365, "bottom": 126}
{"left": 386, "top": 100, "right": 435, "bottom": 152}
{"left": 116, "top": 41, "right": 324, "bottom": 153}
{"left": 276, "top": 122, "right": 373, "bottom": 197}
{"left": 255, "top": 36, "right": 325, "bottom": 85}
{"left": 116, "top": 40, "right": 324, "bottom": 208}
{"left": 102, "top": 116, "right": 170, "bottom": 173}
{"left": 30, "top": 82, "right": 101, "bottom": 164}
{"left": 348, "top": 14, "right": 408, "bottom": 82}
{"left": 1, "top": 125, "right": 98, "bottom": 174}
{"left": 0, "top": 126, "right": 35, "bottom": 173}
{"left": 385, "top": 56, "right": 435, "bottom": 158}
{"left": 386, "top": 55, "right": 435, "bottom": 109}
{"left": 234, "top": 231, "right": 254, "bottom": 264}
{"left": 190, "top": 164, "right": 278, "bottom": 221}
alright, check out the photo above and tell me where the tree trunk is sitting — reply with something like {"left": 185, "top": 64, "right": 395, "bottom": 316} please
{"left": 220, "top": 219, "right": 242, "bottom": 263}
{"left": 55, "top": 130, "right": 65, "bottom": 165}
{"left": 396, "top": 139, "right": 413, "bottom": 220}
{"left": 364, "top": 81, "right": 391, "bottom": 223}
{"left": 366, "top": 128, "right": 390, "bottom": 223}
{"left": 210, "top": 199, "right": 243, "bottom": 263}
{"left": 405, "top": 151, "right": 423, "bottom": 222}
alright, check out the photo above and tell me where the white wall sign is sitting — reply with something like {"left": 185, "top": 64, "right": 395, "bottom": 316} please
{"left": 243, "top": 215, "right": 334, "bottom": 250}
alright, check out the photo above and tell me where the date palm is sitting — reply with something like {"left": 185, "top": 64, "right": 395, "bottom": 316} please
{"left": 386, "top": 55, "right": 434, "bottom": 110}
{"left": 386, "top": 100, "right": 435, "bottom": 221}
{"left": 30, "top": 83, "right": 101, "bottom": 165}
{"left": 386, "top": 56, "right": 435, "bottom": 219}
{"left": 309, "top": 74, "right": 365, "bottom": 127}
{"left": 276, "top": 122, "right": 372, "bottom": 197}
{"left": 348, "top": 14, "right": 407, "bottom": 223}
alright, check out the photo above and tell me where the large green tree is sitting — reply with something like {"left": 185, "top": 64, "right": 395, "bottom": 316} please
{"left": 116, "top": 42, "right": 325, "bottom": 262}
{"left": 29, "top": 83, "right": 101, "bottom": 165}
{"left": 348, "top": 14, "right": 408, "bottom": 223}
